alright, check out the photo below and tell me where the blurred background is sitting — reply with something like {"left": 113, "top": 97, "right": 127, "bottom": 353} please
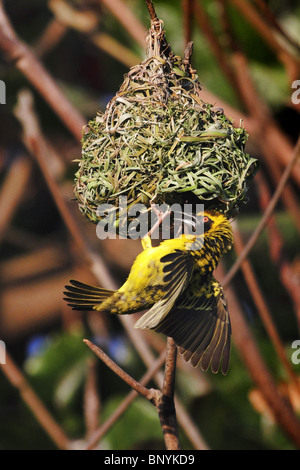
{"left": 0, "top": 0, "right": 299, "bottom": 450}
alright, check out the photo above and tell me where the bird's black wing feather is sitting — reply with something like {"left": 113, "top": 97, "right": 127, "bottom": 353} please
{"left": 63, "top": 280, "right": 114, "bottom": 310}
{"left": 134, "top": 250, "right": 194, "bottom": 330}
{"left": 152, "top": 284, "right": 231, "bottom": 375}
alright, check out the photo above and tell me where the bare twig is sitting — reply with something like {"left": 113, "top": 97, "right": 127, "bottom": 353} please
{"left": 253, "top": 0, "right": 300, "bottom": 53}
{"left": 219, "top": 265, "right": 300, "bottom": 448}
{"left": 0, "top": 152, "right": 32, "bottom": 244}
{"left": 230, "top": 0, "right": 300, "bottom": 83}
{"left": 194, "top": 0, "right": 242, "bottom": 101}
{"left": 145, "top": 0, "right": 158, "bottom": 22}
{"left": 0, "top": 0, "right": 85, "bottom": 141}
{"left": 14, "top": 89, "right": 116, "bottom": 289}
{"left": 83, "top": 339, "right": 159, "bottom": 403}
{"left": 49, "top": 0, "right": 141, "bottom": 68}
{"left": 34, "top": 18, "right": 67, "bottom": 57}
{"left": 232, "top": 222, "right": 299, "bottom": 388}
{"left": 255, "top": 172, "right": 300, "bottom": 331}
{"left": 182, "top": 0, "right": 194, "bottom": 46}
{"left": 85, "top": 349, "right": 167, "bottom": 450}
{"left": 84, "top": 337, "right": 181, "bottom": 450}
{"left": 98, "top": 0, "right": 147, "bottom": 48}
{"left": 120, "top": 315, "right": 209, "bottom": 450}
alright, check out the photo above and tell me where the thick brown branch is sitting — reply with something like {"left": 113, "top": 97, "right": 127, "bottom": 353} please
{"left": 254, "top": 0, "right": 300, "bottom": 53}
{"left": 0, "top": 153, "right": 32, "bottom": 244}
{"left": 232, "top": 223, "right": 299, "bottom": 387}
{"left": 14, "top": 89, "right": 116, "bottom": 290}
{"left": 255, "top": 172, "right": 300, "bottom": 331}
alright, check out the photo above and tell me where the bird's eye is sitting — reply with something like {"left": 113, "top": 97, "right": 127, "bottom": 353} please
{"left": 203, "top": 215, "right": 212, "bottom": 231}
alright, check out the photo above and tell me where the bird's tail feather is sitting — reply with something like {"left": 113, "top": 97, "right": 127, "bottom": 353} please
{"left": 64, "top": 279, "right": 115, "bottom": 310}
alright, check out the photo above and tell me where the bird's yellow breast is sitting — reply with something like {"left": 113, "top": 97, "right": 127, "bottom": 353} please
{"left": 119, "top": 234, "right": 196, "bottom": 293}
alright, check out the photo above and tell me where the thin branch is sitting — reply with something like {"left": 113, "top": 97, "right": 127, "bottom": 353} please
{"left": 255, "top": 172, "right": 300, "bottom": 331}
{"left": 232, "top": 222, "right": 299, "bottom": 388}
{"left": 145, "top": 203, "right": 171, "bottom": 239}
{"left": 0, "top": 152, "right": 32, "bottom": 244}
{"left": 219, "top": 265, "right": 300, "bottom": 448}
{"left": 85, "top": 349, "right": 167, "bottom": 450}
{"left": 48, "top": 0, "right": 141, "bottom": 68}
{"left": 224, "top": 134, "right": 300, "bottom": 287}
{"left": 145, "top": 0, "right": 158, "bottom": 22}
{"left": 119, "top": 316, "right": 209, "bottom": 450}
{"left": 182, "top": 0, "right": 194, "bottom": 46}
{"left": 230, "top": 0, "right": 300, "bottom": 83}
{"left": 14, "top": 88, "right": 116, "bottom": 290}
{"left": 0, "top": 0, "right": 85, "bottom": 141}
{"left": 162, "top": 338, "right": 178, "bottom": 399}
{"left": 253, "top": 0, "right": 300, "bottom": 53}
{"left": 34, "top": 18, "right": 68, "bottom": 57}
{"left": 83, "top": 339, "right": 159, "bottom": 403}
{"left": 84, "top": 337, "right": 181, "bottom": 450}
{"left": 98, "top": 0, "right": 147, "bottom": 48}
{"left": 194, "top": 0, "right": 242, "bottom": 101}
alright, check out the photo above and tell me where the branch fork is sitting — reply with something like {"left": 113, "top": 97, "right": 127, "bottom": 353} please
{"left": 84, "top": 337, "right": 181, "bottom": 450}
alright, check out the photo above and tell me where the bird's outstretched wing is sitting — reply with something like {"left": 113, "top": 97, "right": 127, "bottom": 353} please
{"left": 146, "top": 282, "right": 231, "bottom": 375}
{"left": 63, "top": 280, "right": 114, "bottom": 310}
{"left": 134, "top": 250, "right": 194, "bottom": 329}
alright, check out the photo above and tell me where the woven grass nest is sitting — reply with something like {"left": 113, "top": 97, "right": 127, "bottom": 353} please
{"left": 74, "top": 11, "right": 258, "bottom": 232}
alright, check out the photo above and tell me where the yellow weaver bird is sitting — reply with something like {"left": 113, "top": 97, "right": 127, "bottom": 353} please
{"left": 64, "top": 211, "right": 233, "bottom": 374}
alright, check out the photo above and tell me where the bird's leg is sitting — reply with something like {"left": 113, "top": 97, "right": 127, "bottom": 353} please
{"left": 142, "top": 201, "right": 171, "bottom": 243}
{"left": 141, "top": 235, "right": 152, "bottom": 250}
